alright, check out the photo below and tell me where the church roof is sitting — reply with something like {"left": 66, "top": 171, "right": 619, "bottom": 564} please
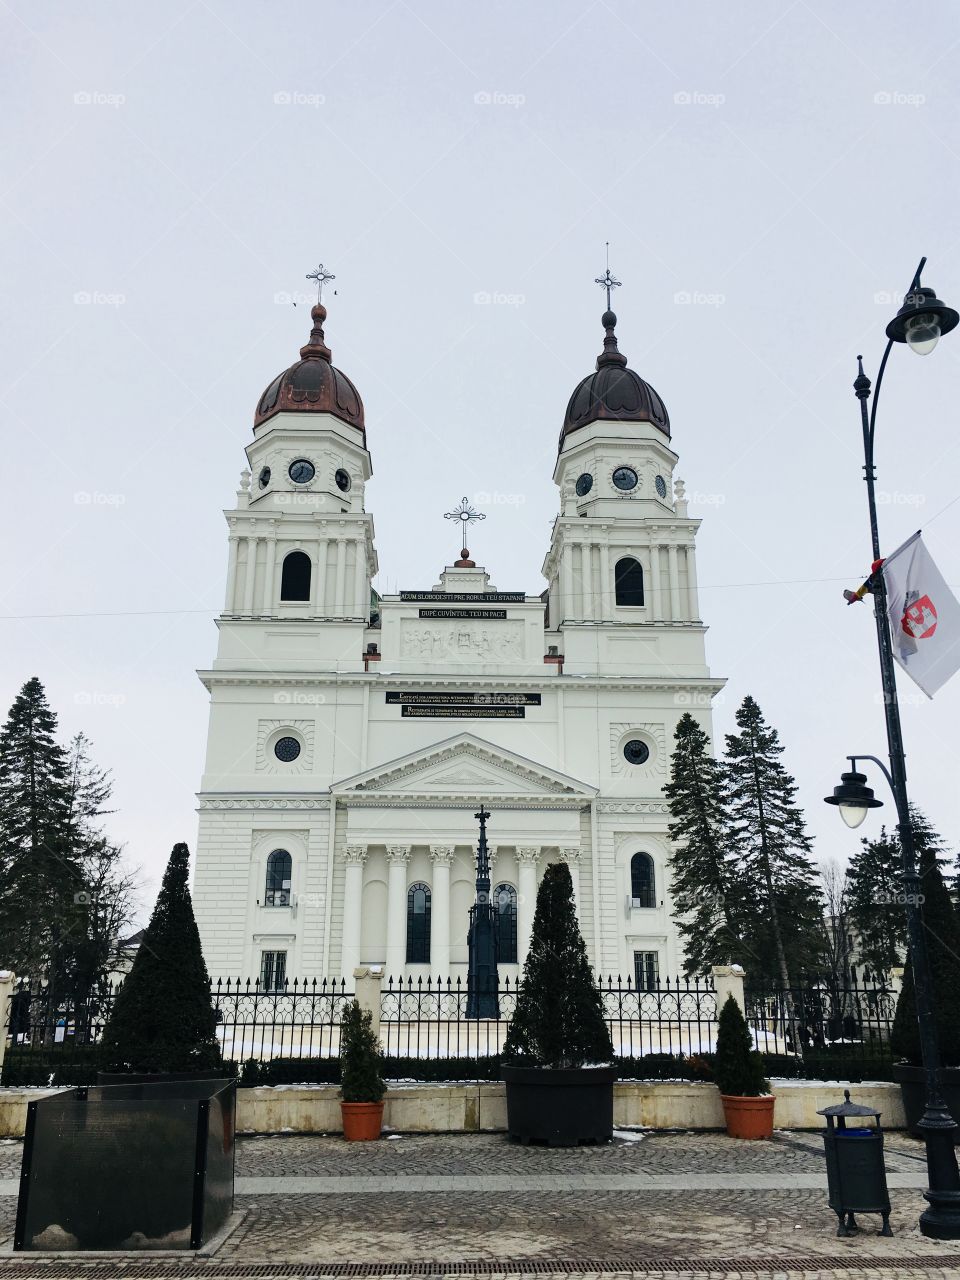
{"left": 560, "top": 309, "right": 670, "bottom": 447}
{"left": 254, "top": 302, "right": 365, "bottom": 441}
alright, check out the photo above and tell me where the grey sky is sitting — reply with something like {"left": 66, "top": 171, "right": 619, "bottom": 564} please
{"left": 3, "top": 1, "right": 960, "bottom": 916}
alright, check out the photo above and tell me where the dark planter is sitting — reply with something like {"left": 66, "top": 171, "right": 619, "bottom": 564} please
{"left": 501, "top": 1064, "right": 616, "bottom": 1146}
{"left": 893, "top": 1063, "right": 960, "bottom": 1142}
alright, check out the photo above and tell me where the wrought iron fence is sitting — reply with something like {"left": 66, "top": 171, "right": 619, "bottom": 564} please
{"left": 211, "top": 977, "right": 352, "bottom": 1064}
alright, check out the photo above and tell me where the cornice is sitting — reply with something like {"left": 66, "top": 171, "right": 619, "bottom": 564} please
{"left": 197, "top": 670, "right": 726, "bottom": 693}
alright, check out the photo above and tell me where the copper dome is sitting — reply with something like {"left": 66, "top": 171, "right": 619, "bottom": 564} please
{"left": 255, "top": 303, "right": 365, "bottom": 441}
{"left": 560, "top": 310, "right": 669, "bottom": 446}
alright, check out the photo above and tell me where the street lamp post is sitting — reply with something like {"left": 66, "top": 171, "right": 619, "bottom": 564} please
{"left": 824, "top": 259, "right": 960, "bottom": 1239}
{"left": 466, "top": 804, "right": 499, "bottom": 1019}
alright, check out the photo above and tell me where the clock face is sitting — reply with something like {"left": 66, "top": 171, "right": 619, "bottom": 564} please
{"left": 655, "top": 474, "right": 667, "bottom": 499}
{"left": 612, "top": 466, "right": 639, "bottom": 492}
{"left": 335, "top": 468, "right": 351, "bottom": 493}
{"left": 258, "top": 466, "right": 271, "bottom": 490}
{"left": 623, "top": 739, "right": 650, "bottom": 766}
{"left": 288, "top": 459, "right": 315, "bottom": 485}
{"left": 575, "top": 473, "right": 593, "bottom": 497}
{"left": 274, "top": 736, "right": 301, "bottom": 763}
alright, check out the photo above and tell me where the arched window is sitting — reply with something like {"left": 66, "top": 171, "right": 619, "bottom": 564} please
{"left": 494, "top": 883, "right": 518, "bottom": 963}
{"left": 615, "top": 556, "right": 644, "bottom": 607}
{"left": 265, "top": 849, "right": 292, "bottom": 906}
{"left": 630, "top": 853, "right": 655, "bottom": 908}
{"left": 280, "top": 551, "right": 311, "bottom": 602}
{"left": 406, "top": 882, "right": 431, "bottom": 963}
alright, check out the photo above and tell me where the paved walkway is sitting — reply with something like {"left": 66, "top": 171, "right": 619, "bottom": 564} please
{"left": 1, "top": 1130, "right": 960, "bottom": 1277}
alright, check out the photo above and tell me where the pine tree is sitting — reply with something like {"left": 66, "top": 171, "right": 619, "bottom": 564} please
{"left": 848, "top": 825, "right": 908, "bottom": 976}
{"left": 665, "top": 712, "right": 741, "bottom": 974}
{"left": 891, "top": 837, "right": 960, "bottom": 1067}
{"left": 0, "top": 677, "right": 76, "bottom": 977}
{"left": 339, "top": 1000, "right": 386, "bottom": 1103}
{"left": 101, "top": 843, "right": 221, "bottom": 1073}
{"left": 502, "top": 862, "right": 613, "bottom": 1069}
{"left": 713, "top": 993, "right": 768, "bottom": 1096}
{"left": 724, "top": 696, "right": 825, "bottom": 989}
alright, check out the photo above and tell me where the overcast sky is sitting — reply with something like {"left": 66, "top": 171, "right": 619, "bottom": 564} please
{"left": 3, "top": 1, "right": 960, "bottom": 923}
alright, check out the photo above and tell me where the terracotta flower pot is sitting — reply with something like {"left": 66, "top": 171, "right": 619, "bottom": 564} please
{"left": 720, "top": 1093, "right": 775, "bottom": 1140}
{"left": 340, "top": 1100, "right": 384, "bottom": 1141}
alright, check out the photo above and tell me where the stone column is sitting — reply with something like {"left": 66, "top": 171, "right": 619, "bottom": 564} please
{"left": 685, "top": 544, "right": 699, "bottom": 623}
{"left": 339, "top": 846, "right": 367, "bottom": 978}
{"left": 560, "top": 544, "right": 574, "bottom": 623}
{"left": 0, "top": 971, "right": 15, "bottom": 1072}
{"left": 650, "top": 544, "right": 663, "bottom": 620}
{"left": 516, "top": 847, "right": 540, "bottom": 965}
{"left": 668, "top": 543, "right": 681, "bottom": 621}
{"left": 335, "top": 537, "right": 347, "bottom": 617}
{"left": 712, "top": 964, "right": 746, "bottom": 1017}
{"left": 263, "top": 531, "right": 277, "bottom": 615}
{"left": 581, "top": 542, "right": 594, "bottom": 621}
{"left": 429, "top": 846, "right": 455, "bottom": 976}
{"left": 559, "top": 847, "right": 582, "bottom": 919}
{"left": 354, "top": 539, "right": 367, "bottom": 619}
{"left": 385, "top": 846, "right": 411, "bottom": 978}
{"left": 224, "top": 534, "right": 240, "bottom": 613}
{"left": 242, "top": 535, "right": 258, "bottom": 615}
{"left": 599, "top": 541, "right": 611, "bottom": 620}
{"left": 353, "top": 965, "right": 383, "bottom": 1038}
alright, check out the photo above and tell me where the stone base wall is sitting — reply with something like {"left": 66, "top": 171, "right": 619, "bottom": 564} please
{"left": 0, "top": 1080, "right": 905, "bottom": 1137}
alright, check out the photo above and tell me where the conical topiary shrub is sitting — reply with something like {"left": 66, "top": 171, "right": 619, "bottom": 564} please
{"left": 891, "top": 840, "right": 960, "bottom": 1068}
{"left": 503, "top": 862, "right": 613, "bottom": 1069}
{"left": 340, "top": 1001, "right": 386, "bottom": 1103}
{"left": 714, "top": 994, "right": 768, "bottom": 1097}
{"left": 101, "top": 843, "right": 221, "bottom": 1074}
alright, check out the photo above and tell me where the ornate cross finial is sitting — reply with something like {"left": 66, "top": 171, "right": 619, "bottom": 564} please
{"left": 306, "top": 263, "right": 336, "bottom": 304}
{"left": 444, "top": 496, "right": 485, "bottom": 554}
{"left": 594, "top": 242, "right": 622, "bottom": 311}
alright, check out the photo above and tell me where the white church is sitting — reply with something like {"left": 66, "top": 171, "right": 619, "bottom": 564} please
{"left": 192, "top": 275, "right": 724, "bottom": 989}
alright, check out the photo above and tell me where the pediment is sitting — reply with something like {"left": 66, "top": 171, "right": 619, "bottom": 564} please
{"left": 333, "top": 733, "right": 595, "bottom": 800}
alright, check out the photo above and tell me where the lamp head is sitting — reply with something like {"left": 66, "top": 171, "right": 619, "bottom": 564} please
{"left": 824, "top": 769, "right": 883, "bottom": 829}
{"left": 886, "top": 284, "right": 959, "bottom": 356}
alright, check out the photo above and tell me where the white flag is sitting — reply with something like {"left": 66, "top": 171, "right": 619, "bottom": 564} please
{"left": 882, "top": 531, "right": 960, "bottom": 698}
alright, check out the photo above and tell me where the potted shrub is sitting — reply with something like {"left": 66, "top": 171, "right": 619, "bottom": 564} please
{"left": 890, "top": 838, "right": 960, "bottom": 1139}
{"left": 339, "top": 1000, "right": 386, "bottom": 1140}
{"left": 714, "top": 993, "right": 774, "bottom": 1139}
{"left": 501, "top": 862, "right": 616, "bottom": 1146}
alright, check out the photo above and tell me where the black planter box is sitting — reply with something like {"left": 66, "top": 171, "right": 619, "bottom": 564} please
{"left": 894, "top": 1063, "right": 960, "bottom": 1143}
{"left": 15, "top": 1078, "right": 236, "bottom": 1251}
{"left": 501, "top": 1064, "right": 616, "bottom": 1146}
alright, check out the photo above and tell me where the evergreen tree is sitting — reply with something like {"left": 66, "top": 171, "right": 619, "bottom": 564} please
{"left": 339, "top": 1000, "right": 386, "bottom": 1103}
{"left": 665, "top": 712, "right": 741, "bottom": 974}
{"left": 502, "top": 862, "right": 613, "bottom": 1069}
{"left": 891, "top": 837, "right": 960, "bottom": 1067}
{"left": 848, "top": 825, "right": 908, "bottom": 976}
{"left": 713, "top": 993, "right": 768, "bottom": 1096}
{"left": 724, "top": 696, "right": 825, "bottom": 988}
{"left": 0, "top": 677, "right": 76, "bottom": 977}
{"left": 101, "top": 843, "right": 221, "bottom": 1073}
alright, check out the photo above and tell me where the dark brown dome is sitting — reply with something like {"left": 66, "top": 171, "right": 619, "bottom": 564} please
{"left": 560, "top": 310, "right": 669, "bottom": 446}
{"left": 255, "top": 303, "right": 365, "bottom": 440}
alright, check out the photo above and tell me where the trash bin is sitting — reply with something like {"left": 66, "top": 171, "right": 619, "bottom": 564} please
{"left": 818, "top": 1088, "right": 892, "bottom": 1238}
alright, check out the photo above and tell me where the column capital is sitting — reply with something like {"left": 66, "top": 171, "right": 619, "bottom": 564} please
{"left": 516, "top": 846, "right": 541, "bottom": 864}
{"left": 429, "top": 845, "right": 455, "bottom": 865}
{"left": 340, "top": 845, "right": 367, "bottom": 866}
{"left": 386, "top": 845, "right": 412, "bottom": 866}
{"left": 558, "top": 846, "right": 582, "bottom": 863}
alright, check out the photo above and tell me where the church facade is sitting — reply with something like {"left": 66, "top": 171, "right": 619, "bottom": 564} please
{"left": 192, "top": 285, "right": 724, "bottom": 987}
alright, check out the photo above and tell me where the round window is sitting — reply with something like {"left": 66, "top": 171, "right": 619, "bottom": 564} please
{"left": 575, "top": 473, "right": 593, "bottom": 497}
{"left": 335, "top": 468, "right": 352, "bottom": 493}
{"left": 612, "top": 466, "right": 639, "bottom": 492}
{"left": 258, "top": 466, "right": 271, "bottom": 490}
{"left": 274, "top": 736, "right": 302, "bottom": 763}
{"left": 623, "top": 739, "right": 650, "bottom": 766}
{"left": 655, "top": 474, "right": 668, "bottom": 499}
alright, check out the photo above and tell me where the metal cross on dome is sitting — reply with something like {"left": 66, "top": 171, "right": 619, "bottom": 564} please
{"left": 306, "top": 263, "right": 336, "bottom": 304}
{"left": 594, "top": 242, "right": 622, "bottom": 311}
{"left": 444, "top": 496, "right": 485, "bottom": 551}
